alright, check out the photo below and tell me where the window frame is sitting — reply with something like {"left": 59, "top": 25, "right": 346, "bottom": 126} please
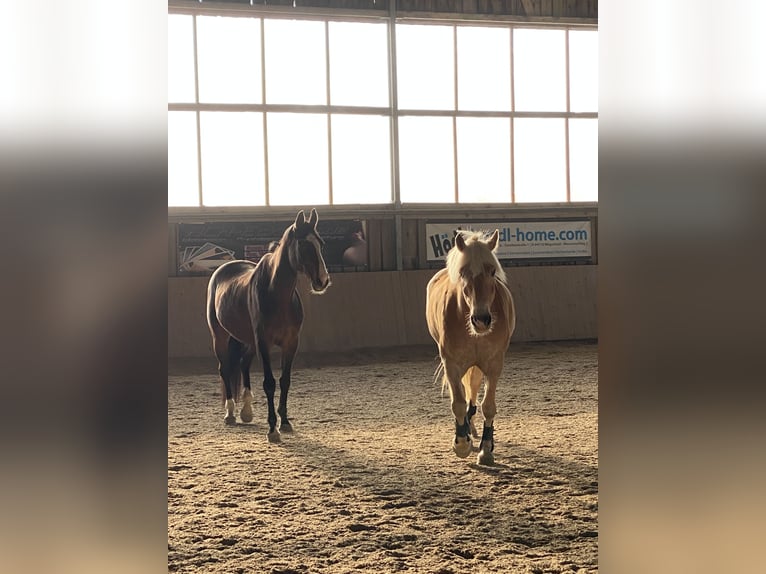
{"left": 168, "top": 4, "right": 598, "bottom": 218}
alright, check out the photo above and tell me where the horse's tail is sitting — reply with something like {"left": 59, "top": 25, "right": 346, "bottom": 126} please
{"left": 433, "top": 361, "right": 446, "bottom": 396}
{"left": 435, "top": 364, "right": 481, "bottom": 400}
{"left": 462, "top": 365, "right": 477, "bottom": 391}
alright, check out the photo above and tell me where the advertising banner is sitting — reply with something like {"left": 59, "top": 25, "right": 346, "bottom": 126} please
{"left": 425, "top": 220, "right": 592, "bottom": 261}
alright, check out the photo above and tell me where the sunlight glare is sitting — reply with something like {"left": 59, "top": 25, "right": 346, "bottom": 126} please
{"left": 168, "top": 111, "right": 198, "bottom": 206}
{"left": 265, "top": 19, "right": 326, "bottom": 105}
{"left": 568, "top": 118, "right": 598, "bottom": 201}
{"left": 514, "top": 29, "right": 566, "bottom": 112}
{"left": 167, "top": 15, "right": 194, "bottom": 103}
{"left": 457, "top": 26, "right": 511, "bottom": 111}
{"left": 329, "top": 22, "right": 389, "bottom": 107}
{"left": 396, "top": 25, "right": 454, "bottom": 110}
{"left": 331, "top": 115, "right": 391, "bottom": 204}
{"left": 457, "top": 118, "right": 511, "bottom": 203}
{"left": 200, "top": 112, "right": 265, "bottom": 206}
{"left": 197, "top": 16, "right": 261, "bottom": 104}
{"left": 399, "top": 117, "right": 454, "bottom": 203}
{"left": 569, "top": 30, "right": 599, "bottom": 112}
{"left": 514, "top": 118, "right": 567, "bottom": 202}
{"left": 267, "top": 113, "right": 329, "bottom": 206}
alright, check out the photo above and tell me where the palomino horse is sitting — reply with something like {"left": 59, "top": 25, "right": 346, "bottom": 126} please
{"left": 206, "top": 209, "right": 331, "bottom": 442}
{"left": 426, "top": 230, "right": 516, "bottom": 465}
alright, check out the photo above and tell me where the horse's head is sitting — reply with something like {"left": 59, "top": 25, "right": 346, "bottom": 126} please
{"left": 448, "top": 230, "right": 505, "bottom": 336}
{"left": 289, "top": 208, "right": 331, "bottom": 294}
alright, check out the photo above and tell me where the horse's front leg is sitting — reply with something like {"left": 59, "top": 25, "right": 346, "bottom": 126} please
{"left": 444, "top": 363, "right": 472, "bottom": 458}
{"left": 477, "top": 374, "right": 498, "bottom": 465}
{"left": 257, "top": 339, "right": 280, "bottom": 443}
{"left": 277, "top": 340, "right": 298, "bottom": 433}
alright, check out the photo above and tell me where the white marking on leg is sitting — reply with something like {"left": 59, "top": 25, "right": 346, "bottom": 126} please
{"left": 240, "top": 389, "right": 253, "bottom": 423}
{"left": 224, "top": 398, "right": 236, "bottom": 425}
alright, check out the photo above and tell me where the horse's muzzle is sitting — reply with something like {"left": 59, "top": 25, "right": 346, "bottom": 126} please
{"left": 471, "top": 314, "right": 492, "bottom": 331}
{"left": 312, "top": 276, "right": 331, "bottom": 293}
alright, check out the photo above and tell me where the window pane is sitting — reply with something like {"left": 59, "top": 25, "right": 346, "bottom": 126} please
{"left": 457, "top": 118, "right": 511, "bottom": 203}
{"left": 200, "top": 112, "right": 265, "bottom": 206}
{"left": 396, "top": 25, "right": 454, "bottom": 110}
{"left": 569, "top": 30, "right": 598, "bottom": 112}
{"left": 569, "top": 119, "right": 598, "bottom": 201}
{"left": 514, "top": 118, "right": 566, "bottom": 202}
{"left": 329, "top": 22, "right": 389, "bottom": 107}
{"left": 197, "top": 16, "right": 261, "bottom": 104}
{"left": 168, "top": 111, "right": 198, "bottom": 206}
{"left": 267, "top": 113, "right": 328, "bottom": 206}
{"left": 331, "top": 115, "right": 391, "bottom": 204}
{"left": 398, "top": 117, "right": 454, "bottom": 203}
{"left": 457, "top": 26, "right": 510, "bottom": 111}
{"left": 168, "top": 15, "right": 195, "bottom": 103}
{"left": 264, "top": 20, "right": 326, "bottom": 105}
{"left": 514, "top": 29, "right": 566, "bottom": 112}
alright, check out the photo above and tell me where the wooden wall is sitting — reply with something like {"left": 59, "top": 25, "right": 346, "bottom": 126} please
{"left": 169, "top": 264, "right": 596, "bottom": 357}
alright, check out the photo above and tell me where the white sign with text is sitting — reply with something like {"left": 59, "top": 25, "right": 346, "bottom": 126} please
{"left": 426, "top": 220, "right": 592, "bottom": 261}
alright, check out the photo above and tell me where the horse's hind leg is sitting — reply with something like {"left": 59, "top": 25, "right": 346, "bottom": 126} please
{"left": 239, "top": 347, "right": 255, "bottom": 423}
{"left": 277, "top": 339, "right": 298, "bottom": 433}
{"left": 213, "top": 331, "right": 239, "bottom": 425}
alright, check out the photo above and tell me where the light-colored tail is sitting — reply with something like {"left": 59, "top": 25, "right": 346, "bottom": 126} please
{"left": 433, "top": 361, "right": 446, "bottom": 396}
{"left": 462, "top": 366, "right": 481, "bottom": 400}
{"left": 435, "top": 363, "right": 483, "bottom": 401}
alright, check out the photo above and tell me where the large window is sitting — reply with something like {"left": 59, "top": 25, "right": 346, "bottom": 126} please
{"left": 168, "top": 12, "right": 597, "bottom": 207}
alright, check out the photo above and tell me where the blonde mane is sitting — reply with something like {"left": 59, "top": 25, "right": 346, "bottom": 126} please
{"left": 445, "top": 231, "right": 506, "bottom": 284}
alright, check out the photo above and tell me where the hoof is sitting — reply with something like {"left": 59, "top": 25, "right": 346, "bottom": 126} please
{"left": 267, "top": 430, "right": 281, "bottom": 444}
{"left": 239, "top": 405, "right": 253, "bottom": 423}
{"left": 453, "top": 436, "right": 473, "bottom": 458}
{"left": 477, "top": 449, "right": 494, "bottom": 466}
{"left": 280, "top": 421, "right": 294, "bottom": 433}
{"left": 224, "top": 414, "right": 236, "bottom": 425}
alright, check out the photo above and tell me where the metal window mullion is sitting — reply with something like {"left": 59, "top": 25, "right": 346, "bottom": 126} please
{"left": 510, "top": 26, "right": 515, "bottom": 204}
{"left": 453, "top": 25, "right": 459, "bottom": 204}
{"left": 565, "top": 28, "right": 571, "bottom": 203}
{"left": 388, "top": 5, "right": 400, "bottom": 208}
{"left": 193, "top": 15, "right": 203, "bottom": 207}
{"left": 325, "top": 21, "right": 333, "bottom": 206}
{"left": 261, "top": 18, "right": 270, "bottom": 207}
{"left": 388, "top": 4, "right": 402, "bottom": 271}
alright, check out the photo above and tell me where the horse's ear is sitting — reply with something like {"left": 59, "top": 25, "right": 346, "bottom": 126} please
{"left": 308, "top": 208, "right": 318, "bottom": 228}
{"left": 455, "top": 232, "right": 466, "bottom": 252}
{"left": 486, "top": 229, "right": 499, "bottom": 251}
{"left": 294, "top": 210, "right": 306, "bottom": 227}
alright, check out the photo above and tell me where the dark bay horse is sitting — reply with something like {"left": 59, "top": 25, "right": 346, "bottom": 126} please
{"left": 425, "top": 230, "right": 516, "bottom": 465}
{"left": 206, "top": 209, "right": 330, "bottom": 442}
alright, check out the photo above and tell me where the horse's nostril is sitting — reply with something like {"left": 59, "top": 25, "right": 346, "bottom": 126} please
{"left": 472, "top": 314, "right": 491, "bottom": 328}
